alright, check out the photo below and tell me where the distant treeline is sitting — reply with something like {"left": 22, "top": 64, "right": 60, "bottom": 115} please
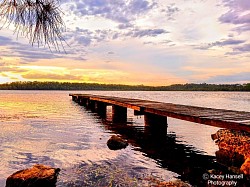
{"left": 0, "top": 81, "right": 250, "bottom": 91}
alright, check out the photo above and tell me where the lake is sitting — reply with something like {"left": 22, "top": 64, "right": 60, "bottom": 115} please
{"left": 0, "top": 91, "right": 250, "bottom": 186}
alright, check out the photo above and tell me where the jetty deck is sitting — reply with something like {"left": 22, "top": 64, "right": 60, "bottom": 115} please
{"left": 70, "top": 94, "right": 250, "bottom": 132}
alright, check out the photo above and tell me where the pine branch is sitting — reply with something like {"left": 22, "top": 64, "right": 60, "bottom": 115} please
{"left": 0, "top": 0, "right": 67, "bottom": 52}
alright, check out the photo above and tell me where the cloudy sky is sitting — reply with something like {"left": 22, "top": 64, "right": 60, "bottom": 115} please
{"left": 0, "top": 0, "right": 250, "bottom": 85}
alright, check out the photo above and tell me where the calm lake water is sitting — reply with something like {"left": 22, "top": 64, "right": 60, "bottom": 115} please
{"left": 0, "top": 91, "right": 250, "bottom": 186}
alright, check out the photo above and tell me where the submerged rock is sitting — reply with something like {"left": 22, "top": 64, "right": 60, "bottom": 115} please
{"left": 6, "top": 164, "right": 60, "bottom": 187}
{"left": 212, "top": 129, "right": 250, "bottom": 175}
{"left": 143, "top": 177, "right": 191, "bottom": 187}
{"left": 215, "top": 149, "right": 245, "bottom": 168}
{"left": 107, "top": 135, "right": 128, "bottom": 150}
{"left": 158, "top": 179, "right": 191, "bottom": 187}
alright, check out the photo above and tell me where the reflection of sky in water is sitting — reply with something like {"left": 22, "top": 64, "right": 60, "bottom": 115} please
{"left": 0, "top": 91, "right": 250, "bottom": 186}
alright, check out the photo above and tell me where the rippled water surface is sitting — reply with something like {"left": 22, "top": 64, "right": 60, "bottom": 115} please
{"left": 0, "top": 91, "right": 250, "bottom": 186}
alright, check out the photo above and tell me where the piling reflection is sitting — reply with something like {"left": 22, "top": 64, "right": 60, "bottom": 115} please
{"left": 78, "top": 106, "right": 211, "bottom": 186}
{"left": 100, "top": 120, "right": 216, "bottom": 186}
{"left": 77, "top": 102, "right": 250, "bottom": 186}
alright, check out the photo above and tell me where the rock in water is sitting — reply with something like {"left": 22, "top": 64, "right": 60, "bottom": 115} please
{"left": 6, "top": 164, "right": 60, "bottom": 187}
{"left": 107, "top": 135, "right": 128, "bottom": 150}
{"left": 241, "top": 158, "right": 250, "bottom": 176}
{"left": 212, "top": 129, "right": 250, "bottom": 175}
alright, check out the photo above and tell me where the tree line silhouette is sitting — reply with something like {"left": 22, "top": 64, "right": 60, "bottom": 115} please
{"left": 0, "top": 81, "right": 250, "bottom": 91}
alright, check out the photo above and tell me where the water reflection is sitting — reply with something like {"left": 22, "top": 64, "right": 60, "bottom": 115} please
{"left": 85, "top": 105, "right": 240, "bottom": 186}
{"left": 1, "top": 91, "right": 250, "bottom": 187}
{"left": 102, "top": 123, "right": 216, "bottom": 186}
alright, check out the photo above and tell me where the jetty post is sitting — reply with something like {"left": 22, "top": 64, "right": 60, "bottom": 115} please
{"left": 112, "top": 105, "right": 127, "bottom": 123}
{"left": 96, "top": 101, "right": 107, "bottom": 118}
{"left": 79, "top": 97, "right": 88, "bottom": 106}
{"left": 72, "top": 95, "right": 77, "bottom": 102}
{"left": 88, "top": 100, "right": 96, "bottom": 111}
{"left": 134, "top": 107, "right": 168, "bottom": 133}
{"left": 144, "top": 113, "right": 168, "bottom": 133}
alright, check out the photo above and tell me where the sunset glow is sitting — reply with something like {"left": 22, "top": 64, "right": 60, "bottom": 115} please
{"left": 0, "top": 0, "right": 250, "bottom": 85}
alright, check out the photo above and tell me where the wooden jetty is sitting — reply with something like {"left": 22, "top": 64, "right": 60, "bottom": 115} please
{"left": 69, "top": 94, "right": 250, "bottom": 132}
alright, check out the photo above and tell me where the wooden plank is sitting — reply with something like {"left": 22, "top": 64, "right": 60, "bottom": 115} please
{"left": 89, "top": 97, "right": 141, "bottom": 111}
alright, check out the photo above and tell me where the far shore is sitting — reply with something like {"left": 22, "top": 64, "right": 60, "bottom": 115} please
{"left": 0, "top": 81, "right": 250, "bottom": 91}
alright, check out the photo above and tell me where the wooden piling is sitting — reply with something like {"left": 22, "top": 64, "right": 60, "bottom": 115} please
{"left": 112, "top": 105, "right": 127, "bottom": 123}
{"left": 88, "top": 100, "right": 96, "bottom": 111}
{"left": 96, "top": 102, "right": 107, "bottom": 118}
{"left": 144, "top": 113, "right": 168, "bottom": 134}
